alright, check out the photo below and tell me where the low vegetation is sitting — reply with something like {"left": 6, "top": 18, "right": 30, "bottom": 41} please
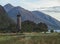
{"left": 0, "top": 33, "right": 60, "bottom": 44}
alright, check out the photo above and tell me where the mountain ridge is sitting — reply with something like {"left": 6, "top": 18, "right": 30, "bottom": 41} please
{"left": 4, "top": 3, "right": 14, "bottom": 12}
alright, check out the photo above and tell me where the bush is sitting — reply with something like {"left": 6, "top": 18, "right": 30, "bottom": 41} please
{"left": 50, "top": 30, "right": 54, "bottom": 33}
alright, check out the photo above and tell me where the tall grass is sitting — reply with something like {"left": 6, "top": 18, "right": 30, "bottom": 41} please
{"left": 0, "top": 33, "right": 60, "bottom": 44}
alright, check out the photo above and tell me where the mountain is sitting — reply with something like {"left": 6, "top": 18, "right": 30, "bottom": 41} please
{"left": 4, "top": 4, "right": 60, "bottom": 30}
{"left": 4, "top": 4, "right": 14, "bottom": 12}
{"left": 0, "top": 5, "right": 17, "bottom": 32}
{"left": 32, "top": 11, "right": 60, "bottom": 29}
{"left": 0, "top": 5, "right": 10, "bottom": 29}
{"left": 7, "top": 6, "right": 41, "bottom": 23}
{"left": 40, "top": 6, "right": 60, "bottom": 27}
{"left": 40, "top": 6, "right": 60, "bottom": 23}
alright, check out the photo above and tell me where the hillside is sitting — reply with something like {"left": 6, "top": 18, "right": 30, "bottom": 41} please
{"left": 0, "top": 5, "right": 10, "bottom": 28}
{"left": 0, "top": 5, "right": 16, "bottom": 32}
{"left": 4, "top": 3, "right": 14, "bottom": 12}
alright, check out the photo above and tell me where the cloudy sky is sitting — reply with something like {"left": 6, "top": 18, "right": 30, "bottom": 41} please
{"left": 0, "top": 0, "right": 60, "bottom": 21}
{"left": 0, "top": 0, "right": 60, "bottom": 10}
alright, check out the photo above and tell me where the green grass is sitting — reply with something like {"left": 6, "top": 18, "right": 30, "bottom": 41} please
{"left": 0, "top": 33, "right": 60, "bottom": 44}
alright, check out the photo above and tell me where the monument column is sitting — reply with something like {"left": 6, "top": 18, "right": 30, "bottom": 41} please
{"left": 17, "top": 14, "right": 21, "bottom": 32}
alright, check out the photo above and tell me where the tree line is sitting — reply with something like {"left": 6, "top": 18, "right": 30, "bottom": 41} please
{"left": 0, "top": 20, "right": 48, "bottom": 33}
{"left": 21, "top": 20, "right": 48, "bottom": 33}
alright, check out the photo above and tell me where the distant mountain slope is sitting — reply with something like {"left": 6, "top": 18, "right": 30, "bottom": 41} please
{"left": 4, "top": 4, "right": 14, "bottom": 12}
{"left": 4, "top": 4, "right": 60, "bottom": 30}
{"left": 32, "top": 11, "right": 60, "bottom": 29}
{"left": 32, "top": 11, "right": 60, "bottom": 26}
{"left": 0, "top": 5, "right": 10, "bottom": 28}
{"left": 0, "top": 5, "right": 15, "bottom": 29}
{"left": 7, "top": 6, "right": 42, "bottom": 23}
{"left": 40, "top": 6, "right": 60, "bottom": 27}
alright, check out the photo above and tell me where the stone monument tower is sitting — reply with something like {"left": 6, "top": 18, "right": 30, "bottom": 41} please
{"left": 17, "top": 13, "right": 21, "bottom": 32}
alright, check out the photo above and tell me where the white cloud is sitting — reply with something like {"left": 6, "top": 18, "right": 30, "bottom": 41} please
{"left": 0, "top": 0, "right": 60, "bottom": 10}
{"left": 19, "top": 0, "right": 60, "bottom": 10}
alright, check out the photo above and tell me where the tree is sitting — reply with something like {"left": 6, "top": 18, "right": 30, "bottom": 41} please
{"left": 37, "top": 22, "right": 48, "bottom": 33}
{"left": 33, "top": 27, "right": 40, "bottom": 32}
{"left": 21, "top": 20, "right": 36, "bottom": 32}
{"left": 0, "top": 5, "right": 17, "bottom": 33}
{"left": 50, "top": 29, "right": 54, "bottom": 33}
{"left": 7, "top": 23, "right": 17, "bottom": 33}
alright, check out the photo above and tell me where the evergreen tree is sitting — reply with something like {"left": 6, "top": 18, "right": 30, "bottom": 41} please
{"left": 22, "top": 20, "right": 36, "bottom": 32}
{"left": 37, "top": 22, "right": 48, "bottom": 32}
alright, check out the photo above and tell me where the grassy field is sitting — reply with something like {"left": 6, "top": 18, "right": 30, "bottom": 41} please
{"left": 0, "top": 33, "right": 60, "bottom": 44}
